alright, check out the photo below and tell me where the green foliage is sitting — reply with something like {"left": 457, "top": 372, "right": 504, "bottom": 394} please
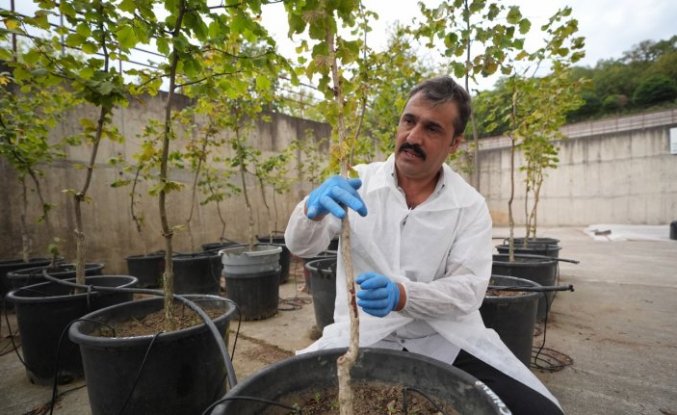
{"left": 566, "top": 35, "right": 677, "bottom": 120}
{"left": 632, "top": 75, "right": 677, "bottom": 106}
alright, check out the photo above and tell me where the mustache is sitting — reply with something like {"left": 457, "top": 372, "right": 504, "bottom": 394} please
{"left": 398, "top": 142, "right": 426, "bottom": 160}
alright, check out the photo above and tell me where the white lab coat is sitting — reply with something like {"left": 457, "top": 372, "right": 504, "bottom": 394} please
{"left": 285, "top": 155, "right": 560, "bottom": 409}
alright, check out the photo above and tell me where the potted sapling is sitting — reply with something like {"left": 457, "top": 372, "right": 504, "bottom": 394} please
{"left": 4, "top": 3, "right": 138, "bottom": 386}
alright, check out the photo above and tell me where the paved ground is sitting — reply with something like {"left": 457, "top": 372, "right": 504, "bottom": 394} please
{"left": 1, "top": 227, "right": 676, "bottom": 414}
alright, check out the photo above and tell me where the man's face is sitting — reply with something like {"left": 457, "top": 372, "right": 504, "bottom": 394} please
{"left": 394, "top": 92, "right": 462, "bottom": 181}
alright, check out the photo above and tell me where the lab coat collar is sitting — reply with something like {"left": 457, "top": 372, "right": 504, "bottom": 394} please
{"left": 355, "top": 154, "right": 476, "bottom": 211}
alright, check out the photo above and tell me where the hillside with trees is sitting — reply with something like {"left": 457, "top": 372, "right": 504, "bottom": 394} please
{"left": 473, "top": 35, "right": 677, "bottom": 137}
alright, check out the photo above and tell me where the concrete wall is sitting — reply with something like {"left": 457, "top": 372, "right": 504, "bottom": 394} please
{"left": 478, "top": 108, "right": 677, "bottom": 227}
{"left": 0, "top": 92, "right": 331, "bottom": 274}
{"left": 3, "top": 91, "right": 675, "bottom": 274}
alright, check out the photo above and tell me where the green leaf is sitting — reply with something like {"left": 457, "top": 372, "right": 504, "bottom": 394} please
{"left": 119, "top": 0, "right": 136, "bottom": 13}
{"left": 76, "top": 22, "right": 91, "bottom": 38}
{"left": 518, "top": 18, "right": 531, "bottom": 34}
{"left": 156, "top": 37, "right": 169, "bottom": 55}
{"left": 82, "top": 42, "right": 98, "bottom": 54}
{"left": 506, "top": 6, "right": 522, "bottom": 24}
{"left": 255, "top": 74, "right": 271, "bottom": 91}
{"left": 116, "top": 25, "right": 137, "bottom": 49}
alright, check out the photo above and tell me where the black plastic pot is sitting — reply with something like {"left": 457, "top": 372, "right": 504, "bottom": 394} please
{"left": 211, "top": 348, "right": 509, "bottom": 414}
{"left": 1, "top": 257, "right": 61, "bottom": 309}
{"left": 201, "top": 240, "right": 240, "bottom": 252}
{"left": 305, "top": 257, "right": 337, "bottom": 332}
{"left": 256, "top": 234, "right": 290, "bottom": 284}
{"left": 220, "top": 245, "right": 282, "bottom": 321}
{"left": 302, "top": 250, "right": 337, "bottom": 293}
{"left": 173, "top": 253, "right": 222, "bottom": 295}
{"left": 480, "top": 275, "right": 541, "bottom": 366}
{"left": 5, "top": 275, "right": 137, "bottom": 385}
{"left": 6, "top": 262, "right": 105, "bottom": 290}
{"left": 496, "top": 237, "right": 561, "bottom": 258}
{"left": 492, "top": 254, "right": 558, "bottom": 320}
{"left": 69, "top": 295, "right": 237, "bottom": 415}
{"left": 125, "top": 252, "right": 165, "bottom": 288}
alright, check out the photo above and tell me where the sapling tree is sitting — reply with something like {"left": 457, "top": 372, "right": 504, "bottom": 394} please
{"left": 284, "top": 1, "right": 374, "bottom": 412}
{"left": 415, "top": 0, "right": 532, "bottom": 189}
{"left": 13, "top": 1, "right": 135, "bottom": 286}
{"left": 519, "top": 64, "right": 584, "bottom": 240}
{"left": 122, "top": 0, "right": 280, "bottom": 327}
{"left": 482, "top": 7, "right": 585, "bottom": 260}
{"left": 0, "top": 39, "right": 76, "bottom": 261}
{"left": 254, "top": 150, "right": 292, "bottom": 242}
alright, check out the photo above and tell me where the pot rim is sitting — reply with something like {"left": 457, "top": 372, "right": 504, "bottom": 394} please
{"left": 6, "top": 275, "right": 138, "bottom": 303}
{"left": 69, "top": 294, "right": 236, "bottom": 347}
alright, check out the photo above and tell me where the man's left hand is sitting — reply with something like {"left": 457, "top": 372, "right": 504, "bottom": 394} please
{"left": 356, "top": 272, "right": 402, "bottom": 317}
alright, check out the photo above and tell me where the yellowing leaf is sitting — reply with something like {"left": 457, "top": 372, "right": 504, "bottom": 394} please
{"left": 4, "top": 19, "right": 19, "bottom": 31}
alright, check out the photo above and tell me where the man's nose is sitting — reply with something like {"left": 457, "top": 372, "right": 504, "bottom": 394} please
{"left": 406, "top": 124, "right": 424, "bottom": 145}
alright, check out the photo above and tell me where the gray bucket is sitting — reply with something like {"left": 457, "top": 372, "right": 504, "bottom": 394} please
{"left": 219, "top": 245, "right": 282, "bottom": 275}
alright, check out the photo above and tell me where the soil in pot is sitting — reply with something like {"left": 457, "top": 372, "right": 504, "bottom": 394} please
{"left": 262, "top": 380, "right": 459, "bottom": 414}
{"left": 96, "top": 300, "right": 226, "bottom": 338}
{"left": 214, "top": 348, "right": 508, "bottom": 415}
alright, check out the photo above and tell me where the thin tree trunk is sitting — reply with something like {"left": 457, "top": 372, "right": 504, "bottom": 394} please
{"left": 160, "top": 0, "right": 187, "bottom": 331}
{"left": 464, "top": 0, "right": 480, "bottom": 190}
{"left": 20, "top": 179, "right": 29, "bottom": 262}
{"left": 508, "top": 87, "right": 517, "bottom": 262}
{"left": 326, "top": 26, "right": 359, "bottom": 415}
{"left": 257, "top": 176, "right": 273, "bottom": 244}
{"left": 74, "top": 105, "right": 106, "bottom": 287}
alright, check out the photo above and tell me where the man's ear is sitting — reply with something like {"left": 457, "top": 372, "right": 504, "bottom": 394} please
{"left": 450, "top": 135, "right": 464, "bottom": 153}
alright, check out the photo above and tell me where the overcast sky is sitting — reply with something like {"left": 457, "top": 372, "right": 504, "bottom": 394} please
{"left": 3, "top": 0, "right": 675, "bottom": 92}
{"left": 262, "top": 0, "right": 677, "bottom": 91}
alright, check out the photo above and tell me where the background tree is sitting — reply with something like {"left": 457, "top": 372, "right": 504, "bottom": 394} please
{"left": 0, "top": 25, "right": 78, "bottom": 261}
{"left": 415, "top": 0, "right": 532, "bottom": 189}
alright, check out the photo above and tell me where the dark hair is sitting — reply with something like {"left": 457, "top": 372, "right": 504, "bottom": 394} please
{"left": 408, "top": 76, "right": 472, "bottom": 138}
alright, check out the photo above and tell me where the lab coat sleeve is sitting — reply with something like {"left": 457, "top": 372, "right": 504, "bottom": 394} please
{"left": 398, "top": 200, "right": 493, "bottom": 320}
{"left": 284, "top": 197, "right": 342, "bottom": 258}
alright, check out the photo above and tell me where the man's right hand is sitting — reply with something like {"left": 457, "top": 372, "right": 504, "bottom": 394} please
{"left": 306, "top": 176, "right": 368, "bottom": 220}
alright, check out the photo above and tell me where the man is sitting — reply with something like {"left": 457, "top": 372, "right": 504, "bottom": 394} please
{"left": 285, "top": 76, "right": 563, "bottom": 414}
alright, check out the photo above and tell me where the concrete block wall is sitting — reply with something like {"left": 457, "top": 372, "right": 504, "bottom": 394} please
{"left": 0, "top": 92, "right": 331, "bottom": 274}
{"left": 478, "top": 109, "right": 677, "bottom": 227}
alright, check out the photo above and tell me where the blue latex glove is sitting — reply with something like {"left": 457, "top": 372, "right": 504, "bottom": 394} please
{"left": 356, "top": 272, "right": 400, "bottom": 317}
{"left": 306, "top": 176, "right": 368, "bottom": 220}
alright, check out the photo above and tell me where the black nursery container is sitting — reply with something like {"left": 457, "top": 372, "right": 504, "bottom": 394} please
{"left": 305, "top": 257, "right": 337, "bottom": 332}
{"left": 492, "top": 254, "right": 558, "bottom": 320}
{"left": 6, "top": 275, "right": 137, "bottom": 384}
{"left": 173, "top": 252, "right": 223, "bottom": 295}
{"left": 69, "top": 295, "right": 237, "bottom": 415}
{"left": 480, "top": 275, "right": 541, "bottom": 366}
{"left": 125, "top": 252, "right": 165, "bottom": 288}
{"left": 1, "top": 257, "right": 61, "bottom": 310}
{"left": 7, "top": 262, "right": 104, "bottom": 290}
